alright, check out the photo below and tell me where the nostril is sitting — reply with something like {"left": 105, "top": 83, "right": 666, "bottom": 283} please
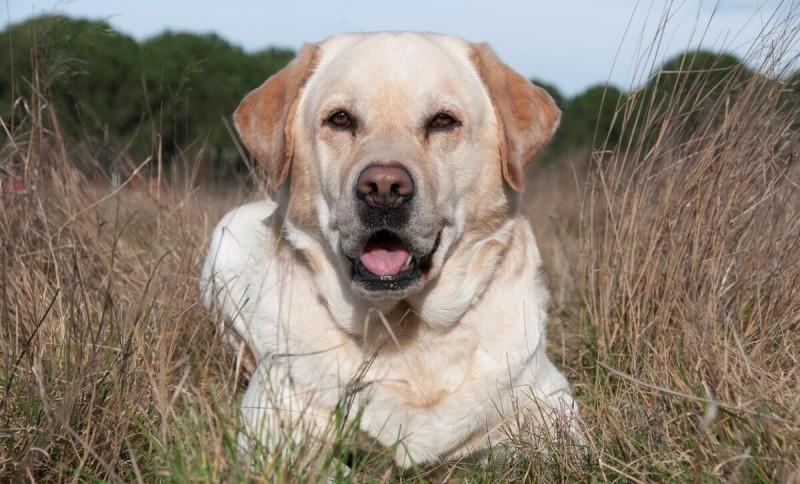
{"left": 395, "top": 180, "right": 412, "bottom": 196}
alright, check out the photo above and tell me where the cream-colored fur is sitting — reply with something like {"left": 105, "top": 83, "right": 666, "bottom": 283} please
{"left": 200, "top": 32, "right": 580, "bottom": 467}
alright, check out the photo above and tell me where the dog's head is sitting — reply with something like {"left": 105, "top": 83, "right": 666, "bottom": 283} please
{"left": 234, "top": 33, "right": 558, "bottom": 305}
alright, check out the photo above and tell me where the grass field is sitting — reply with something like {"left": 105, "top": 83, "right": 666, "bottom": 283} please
{"left": 2, "top": 11, "right": 799, "bottom": 483}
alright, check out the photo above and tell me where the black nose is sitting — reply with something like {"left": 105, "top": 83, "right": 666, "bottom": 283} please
{"left": 356, "top": 164, "right": 414, "bottom": 209}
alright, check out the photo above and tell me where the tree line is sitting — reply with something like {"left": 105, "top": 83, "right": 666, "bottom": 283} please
{"left": 1, "top": 15, "right": 293, "bottom": 179}
{"left": 2, "top": 15, "right": 797, "bottom": 180}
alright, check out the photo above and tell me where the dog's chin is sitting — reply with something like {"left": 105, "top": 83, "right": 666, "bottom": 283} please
{"left": 345, "top": 229, "right": 440, "bottom": 301}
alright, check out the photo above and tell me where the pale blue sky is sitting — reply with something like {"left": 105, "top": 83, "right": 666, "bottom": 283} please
{"left": 3, "top": 0, "right": 796, "bottom": 95}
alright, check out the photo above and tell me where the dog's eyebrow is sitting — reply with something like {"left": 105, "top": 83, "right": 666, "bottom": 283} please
{"left": 422, "top": 95, "right": 464, "bottom": 115}
{"left": 317, "top": 97, "right": 358, "bottom": 116}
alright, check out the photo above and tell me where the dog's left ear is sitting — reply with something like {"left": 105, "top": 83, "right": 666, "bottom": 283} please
{"left": 470, "top": 44, "right": 560, "bottom": 192}
{"left": 233, "top": 44, "right": 318, "bottom": 189}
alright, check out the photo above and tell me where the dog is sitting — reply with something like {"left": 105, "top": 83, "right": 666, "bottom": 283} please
{"left": 201, "top": 32, "right": 580, "bottom": 467}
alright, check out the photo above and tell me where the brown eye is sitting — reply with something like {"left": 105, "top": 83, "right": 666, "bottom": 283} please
{"left": 429, "top": 112, "right": 458, "bottom": 130}
{"left": 328, "top": 110, "right": 352, "bottom": 128}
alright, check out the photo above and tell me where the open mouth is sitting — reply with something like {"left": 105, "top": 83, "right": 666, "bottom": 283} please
{"left": 349, "top": 230, "right": 438, "bottom": 292}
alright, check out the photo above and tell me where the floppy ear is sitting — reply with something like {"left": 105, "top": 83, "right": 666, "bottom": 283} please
{"left": 233, "top": 44, "right": 318, "bottom": 188}
{"left": 470, "top": 43, "right": 561, "bottom": 192}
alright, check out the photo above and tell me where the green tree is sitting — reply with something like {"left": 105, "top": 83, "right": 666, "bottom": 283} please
{"left": 637, "top": 50, "right": 751, "bottom": 138}
{"left": 559, "top": 84, "right": 626, "bottom": 152}
{"left": 538, "top": 84, "right": 627, "bottom": 162}
{"left": 0, "top": 15, "right": 295, "bottom": 176}
{"left": 0, "top": 16, "right": 142, "bottom": 144}
{"left": 142, "top": 32, "right": 250, "bottom": 159}
{"left": 648, "top": 50, "right": 748, "bottom": 97}
{"left": 139, "top": 32, "right": 294, "bottom": 170}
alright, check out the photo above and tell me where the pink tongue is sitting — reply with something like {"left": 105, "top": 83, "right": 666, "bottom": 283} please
{"left": 360, "top": 244, "right": 410, "bottom": 276}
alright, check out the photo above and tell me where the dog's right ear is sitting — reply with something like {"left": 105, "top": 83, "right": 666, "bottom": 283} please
{"left": 233, "top": 44, "right": 318, "bottom": 189}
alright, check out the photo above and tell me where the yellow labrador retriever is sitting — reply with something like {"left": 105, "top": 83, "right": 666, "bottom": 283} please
{"left": 201, "top": 32, "right": 580, "bottom": 466}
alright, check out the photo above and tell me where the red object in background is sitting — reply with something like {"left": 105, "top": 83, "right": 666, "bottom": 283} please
{"left": 11, "top": 176, "right": 24, "bottom": 193}
{"left": 2, "top": 175, "right": 25, "bottom": 193}
{"left": 149, "top": 180, "right": 168, "bottom": 197}
{"left": 91, "top": 169, "right": 106, "bottom": 188}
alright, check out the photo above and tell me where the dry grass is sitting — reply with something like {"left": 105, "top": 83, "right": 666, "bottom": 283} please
{"left": 0, "top": 141, "right": 243, "bottom": 480}
{"left": 2, "top": 7, "right": 800, "bottom": 482}
{"left": 579, "top": 65, "right": 800, "bottom": 481}
{"left": 577, "top": 17, "right": 800, "bottom": 479}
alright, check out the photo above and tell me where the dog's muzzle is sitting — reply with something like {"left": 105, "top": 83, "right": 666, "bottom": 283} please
{"left": 345, "top": 163, "right": 439, "bottom": 296}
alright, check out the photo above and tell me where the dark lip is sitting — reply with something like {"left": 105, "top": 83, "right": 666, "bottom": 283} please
{"left": 347, "top": 231, "right": 441, "bottom": 292}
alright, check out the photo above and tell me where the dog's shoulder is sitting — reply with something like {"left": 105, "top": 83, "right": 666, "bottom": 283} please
{"left": 200, "top": 199, "right": 281, "bottom": 353}
{"left": 201, "top": 200, "right": 277, "bottom": 280}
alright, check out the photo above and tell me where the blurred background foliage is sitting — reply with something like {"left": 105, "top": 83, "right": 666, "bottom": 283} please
{"left": 1, "top": 15, "right": 797, "bottom": 180}
{"left": 0, "top": 15, "right": 293, "bottom": 180}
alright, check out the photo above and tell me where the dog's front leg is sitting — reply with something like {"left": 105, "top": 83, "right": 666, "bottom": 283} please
{"left": 238, "top": 359, "right": 335, "bottom": 470}
{"left": 512, "top": 354, "right": 585, "bottom": 448}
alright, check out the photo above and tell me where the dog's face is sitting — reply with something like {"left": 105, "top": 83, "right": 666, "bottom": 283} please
{"left": 234, "top": 33, "right": 559, "bottom": 303}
